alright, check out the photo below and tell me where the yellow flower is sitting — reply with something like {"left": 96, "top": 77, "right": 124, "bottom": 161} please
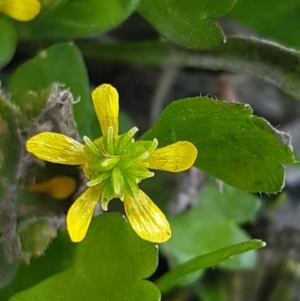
{"left": 26, "top": 84, "right": 197, "bottom": 243}
{"left": 0, "top": 0, "right": 41, "bottom": 21}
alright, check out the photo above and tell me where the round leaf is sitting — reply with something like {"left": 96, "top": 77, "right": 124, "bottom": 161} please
{"left": 9, "top": 213, "right": 160, "bottom": 301}
{"left": 142, "top": 97, "right": 294, "bottom": 192}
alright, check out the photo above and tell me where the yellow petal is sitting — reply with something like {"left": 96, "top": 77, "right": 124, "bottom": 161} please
{"left": 26, "top": 132, "right": 86, "bottom": 165}
{"left": 124, "top": 190, "right": 171, "bottom": 243}
{"left": 0, "top": 0, "right": 41, "bottom": 21}
{"left": 67, "top": 186, "right": 102, "bottom": 242}
{"left": 26, "top": 176, "right": 77, "bottom": 200}
{"left": 92, "top": 84, "right": 119, "bottom": 136}
{"left": 145, "top": 141, "right": 197, "bottom": 172}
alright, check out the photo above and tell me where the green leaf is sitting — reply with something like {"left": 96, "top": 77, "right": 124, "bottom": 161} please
{"left": 156, "top": 239, "right": 265, "bottom": 294}
{"left": 138, "top": 0, "right": 236, "bottom": 50}
{"left": 197, "top": 182, "right": 261, "bottom": 224}
{"left": 0, "top": 17, "right": 17, "bottom": 68}
{"left": 7, "top": 43, "right": 91, "bottom": 136}
{"left": 142, "top": 97, "right": 294, "bottom": 192}
{"left": 160, "top": 182, "right": 261, "bottom": 286}
{"left": 39, "top": 0, "right": 70, "bottom": 13}
{"left": 9, "top": 213, "right": 160, "bottom": 301}
{"left": 18, "top": 0, "right": 139, "bottom": 39}
{"left": 79, "top": 38, "right": 300, "bottom": 101}
{"left": 229, "top": 0, "right": 300, "bottom": 49}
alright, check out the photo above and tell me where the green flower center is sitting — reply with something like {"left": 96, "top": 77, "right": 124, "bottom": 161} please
{"left": 83, "top": 126, "right": 158, "bottom": 209}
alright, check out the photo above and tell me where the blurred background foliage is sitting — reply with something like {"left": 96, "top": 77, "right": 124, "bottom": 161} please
{"left": 0, "top": 0, "right": 300, "bottom": 300}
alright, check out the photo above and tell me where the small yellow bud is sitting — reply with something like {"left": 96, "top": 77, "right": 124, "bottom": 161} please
{"left": 27, "top": 176, "right": 77, "bottom": 200}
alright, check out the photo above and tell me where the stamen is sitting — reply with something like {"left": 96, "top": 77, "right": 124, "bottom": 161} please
{"left": 115, "top": 127, "right": 139, "bottom": 154}
{"left": 111, "top": 167, "right": 124, "bottom": 196}
{"left": 103, "top": 126, "right": 115, "bottom": 155}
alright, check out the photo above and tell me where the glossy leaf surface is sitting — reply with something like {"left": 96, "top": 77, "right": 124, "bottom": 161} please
{"left": 9, "top": 213, "right": 160, "bottom": 301}
{"left": 18, "top": 0, "right": 139, "bottom": 39}
{"left": 142, "top": 97, "right": 294, "bottom": 192}
{"left": 138, "top": 0, "right": 236, "bottom": 50}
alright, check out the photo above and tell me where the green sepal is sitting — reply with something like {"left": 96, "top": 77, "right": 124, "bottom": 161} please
{"left": 101, "top": 179, "right": 117, "bottom": 207}
{"left": 126, "top": 141, "right": 148, "bottom": 158}
{"left": 87, "top": 172, "right": 110, "bottom": 187}
{"left": 125, "top": 166, "right": 154, "bottom": 181}
{"left": 137, "top": 140, "right": 158, "bottom": 154}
